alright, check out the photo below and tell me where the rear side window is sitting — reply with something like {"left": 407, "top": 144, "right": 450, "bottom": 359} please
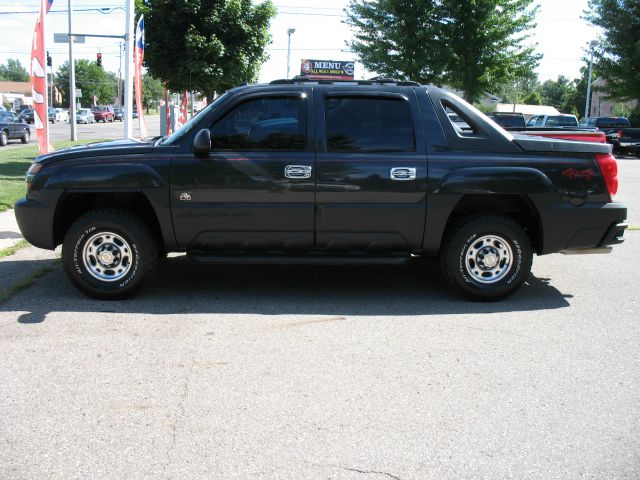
{"left": 211, "top": 96, "right": 306, "bottom": 150}
{"left": 325, "top": 97, "right": 415, "bottom": 152}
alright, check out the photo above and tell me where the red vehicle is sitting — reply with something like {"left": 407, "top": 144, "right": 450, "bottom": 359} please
{"left": 91, "top": 106, "right": 115, "bottom": 122}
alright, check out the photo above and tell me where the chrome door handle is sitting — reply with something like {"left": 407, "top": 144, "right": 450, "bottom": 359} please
{"left": 390, "top": 167, "right": 416, "bottom": 181}
{"left": 285, "top": 165, "right": 312, "bottom": 179}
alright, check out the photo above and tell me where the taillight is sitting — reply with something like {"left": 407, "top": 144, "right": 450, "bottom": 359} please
{"left": 617, "top": 130, "right": 623, "bottom": 141}
{"left": 595, "top": 153, "right": 618, "bottom": 200}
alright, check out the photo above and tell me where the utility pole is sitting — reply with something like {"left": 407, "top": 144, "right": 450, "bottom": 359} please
{"left": 117, "top": 41, "right": 122, "bottom": 107}
{"left": 585, "top": 40, "right": 598, "bottom": 120}
{"left": 67, "top": 0, "right": 77, "bottom": 140}
{"left": 124, "top": 0, "right": 134, "bottom": 138}
{"left": 286, "top": 28, "right": 295, "bottom": 79}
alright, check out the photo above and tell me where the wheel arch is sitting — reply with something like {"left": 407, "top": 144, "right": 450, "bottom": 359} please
{"left": 425, "top": 194, "right": 543, "bottom": 255}
{"left": 53, "top": 190, "right": 175, "bottom": 252}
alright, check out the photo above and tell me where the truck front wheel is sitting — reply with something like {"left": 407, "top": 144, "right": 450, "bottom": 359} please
{"left": 62, "top": 209, "right": 158, "bottom": 300}
{"left": 440, "top": 215, "right": 533, "bottom": 300}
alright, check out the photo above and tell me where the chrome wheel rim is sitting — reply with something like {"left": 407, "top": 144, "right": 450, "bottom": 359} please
{"left": 464, "top": 235, "right": 513, "bottom": 284}
{"left": 82, "top": 231, "right": 132, "bottom": 282}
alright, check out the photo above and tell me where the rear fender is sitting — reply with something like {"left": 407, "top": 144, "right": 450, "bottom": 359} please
{"left": 434, "top": 167, "right": 556, "bottom": 195}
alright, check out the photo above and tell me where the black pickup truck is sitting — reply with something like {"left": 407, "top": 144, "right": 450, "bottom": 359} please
{"left": 14, "top": 79, "right": 627, "bottom": 300}
{"left": 609, "top": 128, "right": 640, "bottom": 156}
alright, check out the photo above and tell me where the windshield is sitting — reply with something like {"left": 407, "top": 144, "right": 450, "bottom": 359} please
{"left": 162, "top": 92, "right": 230, "bottom": 145}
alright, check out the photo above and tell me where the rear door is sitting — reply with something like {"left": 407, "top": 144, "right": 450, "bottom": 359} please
{"left": 314, "top": 88, "right": 427, "bottom": 252}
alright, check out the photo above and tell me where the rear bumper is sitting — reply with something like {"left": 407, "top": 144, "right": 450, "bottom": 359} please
{"left": 14, "top": 190, "right": 64, "bottom": 250}
{"left": 537, "top": 201, "right": 627, "bottom": 254}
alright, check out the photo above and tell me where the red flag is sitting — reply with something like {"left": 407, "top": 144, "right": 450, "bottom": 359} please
{"left": 164, "top": 87, "right": 172, "bottom": 136}
{"left": 177, "top": 91, "right": 188, "bottom": 128}
{"left": 134, "top": 15, "right": 148, "bottom": 138}
{"left": 30, "top": 0, "right": 52, "bottom": 154}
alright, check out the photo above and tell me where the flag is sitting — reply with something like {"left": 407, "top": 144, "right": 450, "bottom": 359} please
{"left": 134, "top": 14, "right": 148, "bottom": 138}
{"left": 93, "top": 94, "right": 98, "bottom": 107}
{"left": 30, "top": 0, "right": 52, "bottom": 154}
{"left": 177, "top": 91, "right": 188, "bottom": 128}
{"left": 164, "top": 87, "right": 172, "bottom": 136}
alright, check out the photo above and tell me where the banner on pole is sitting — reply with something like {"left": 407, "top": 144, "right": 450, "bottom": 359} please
{"left": 177, "top": 91, "right": 188, "bottom": 129}
{"left": 30, "top": 0, "right": 53, "bottom": 154}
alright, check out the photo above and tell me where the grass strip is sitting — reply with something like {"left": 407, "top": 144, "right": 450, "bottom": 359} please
{"left": 0, "top": 260, "right": 59, "bottom": 304}
{"left": 628, "top": 225, "right": 640, "bottom": 231}
{"left": 0, "top": 239, "right": 30, "bottom": 258}
{"left": 0, "top": 139, "right": 105, "bottom": 212}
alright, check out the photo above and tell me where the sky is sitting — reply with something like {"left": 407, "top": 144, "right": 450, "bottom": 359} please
{"left": 0, "top": 0, "right": 602, "bottom": 88}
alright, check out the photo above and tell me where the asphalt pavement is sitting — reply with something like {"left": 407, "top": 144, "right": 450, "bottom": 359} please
{"left": 0, "top": 160, "right": 638, "bottom": 479}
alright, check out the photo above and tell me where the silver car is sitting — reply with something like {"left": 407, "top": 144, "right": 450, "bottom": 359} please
{"left": 76, "top": 109, "right": 95, "bottom": 124}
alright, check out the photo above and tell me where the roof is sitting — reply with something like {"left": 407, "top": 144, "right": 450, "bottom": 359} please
{"left": 496, "top": 103, "right": 560, "bottom": 116}
{"left": 0, "top": 81, "right": 31, "bottom": 95}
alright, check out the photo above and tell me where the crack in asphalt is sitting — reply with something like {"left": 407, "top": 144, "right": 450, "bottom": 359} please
{"left": 315, "top": 463, "right": 403, "bottom": 480}
{"left": 164, "top": 359, "right": 192, "bottom": 474}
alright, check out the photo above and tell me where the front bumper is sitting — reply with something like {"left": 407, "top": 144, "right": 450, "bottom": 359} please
{"left": 14, "top": 190, "right": 64, "bottom": 250}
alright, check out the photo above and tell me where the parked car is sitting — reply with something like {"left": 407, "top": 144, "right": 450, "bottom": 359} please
{"left": 0, "top": 110, "right": 30, "bottom": 146}
{"left": 91, "top": 105, "right": 115, "bottom": 122}
{"left": 580, "top": 116, "right": 630, "bottom": 134}
{"left": 527, "top": 114, "right": 579, "bottom": 128}
{"left": 486, "top": 112, "right": 526, "bottom": 128}
{"left": 76, "top": 108, "right": 95, "bottom": 124}
{"left": 14, "top": 79, "right": 627, "bottom": 300}
{"left": 54, "top": 108, "right": 69, "bottom": 122}
{"left": 113, "top": 107, "right": 124, "bottom": 121}
{"left": 18, "top": 108, "right": 34, "bottom": 124}
{"left": 48, "top": 107, "right": 56, "bottom": 124}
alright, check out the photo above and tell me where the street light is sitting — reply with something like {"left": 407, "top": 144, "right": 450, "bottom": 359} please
{"left": 286, "top": 28, "right": 295, "bottom": 79}
{"left": 585, "top": 40, "right": 598, "bottom": 119}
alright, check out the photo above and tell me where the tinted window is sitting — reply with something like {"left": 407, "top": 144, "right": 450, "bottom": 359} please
{"left": 596, "top": 118, "right": 630, "bottom": 128}
{"left": 545, "top": 115, "right": 578, "bottom": 126}
{"left": 490, "top": 114, "right": 525, "bottom": 128}
{"left": 211, "top": 96, "right": 305, "bottom": 150}
{"left": 325, "top": 97, "right": 415, "bottom": 151}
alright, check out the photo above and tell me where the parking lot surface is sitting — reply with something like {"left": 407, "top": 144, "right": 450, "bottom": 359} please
{"left": 0, "top": 161, "right": 638, "bottom": 479}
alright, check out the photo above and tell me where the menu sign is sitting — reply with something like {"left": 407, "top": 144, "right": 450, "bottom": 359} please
{"left": 300, "top": 59, "right": 355, "bottom": 80}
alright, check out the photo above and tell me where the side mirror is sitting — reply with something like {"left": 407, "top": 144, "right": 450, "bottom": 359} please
{"left": 192, "top": 128, "right": 211, "bottom": 157}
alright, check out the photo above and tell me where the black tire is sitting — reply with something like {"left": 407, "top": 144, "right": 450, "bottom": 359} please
{"left": 21, "top": 130, "right": 30, "bottom": 144}
{"left": 440, "top": 215, "right": 533, "bottom": 300}
{"left": 62, "top": 209, "right": 158, "bottom": 300}
{"left": 0, "top": 130, "right": 7, "bottom": 147}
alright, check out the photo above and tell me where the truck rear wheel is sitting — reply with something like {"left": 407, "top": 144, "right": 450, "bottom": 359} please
{"left": 62, "top": 209, "right": 158, "bottom": 300}
{"left": 440, "top": 215, "right": 533, "bottom": 300}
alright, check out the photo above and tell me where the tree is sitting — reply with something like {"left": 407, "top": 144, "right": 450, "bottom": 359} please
{"left": 345, "top": 0, "right": 541, "bottom": 102}
{"left": 523, "top": 91, "right": 542, "bottom": 105}
{"left": 0, "top": 59, "right": 30, "bottom": 82}
{"left": 55, "top": 59, "right": 117, "bottom": 107}
{"left": 585, "top": 0, "right": 640, "bottom": 103}
{"left": 139, "top": 73, "right": 164, "bottom": 112}
{"left": 142, "top": 0, "right": 276, "bottom": 102}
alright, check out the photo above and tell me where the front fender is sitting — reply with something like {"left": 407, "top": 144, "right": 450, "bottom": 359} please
{"left": 43, "top": 163, "right": 166, "bottom": 190}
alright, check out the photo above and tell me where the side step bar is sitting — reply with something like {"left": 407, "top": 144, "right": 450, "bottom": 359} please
{"left": 187, "top": 252, "right": 411, "bottom": 266}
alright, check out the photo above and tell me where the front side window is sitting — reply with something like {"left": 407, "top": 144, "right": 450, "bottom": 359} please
{"left": 211, "top": 96, "right": 306, "bottom": 150}
{"left": 325, "top": 96, "right": 415, "bottom": 151}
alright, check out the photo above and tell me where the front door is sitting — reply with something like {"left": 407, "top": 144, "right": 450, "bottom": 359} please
{"left": 314, "top": 89, "right": 428, "bottom": 253}
{"left": 171, "top": 91, "right": 315, "bottom": 252}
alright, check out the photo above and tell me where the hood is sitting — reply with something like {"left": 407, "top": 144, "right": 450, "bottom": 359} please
{"left": 35, "top": 138, "right": 156, "bottom": 165}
